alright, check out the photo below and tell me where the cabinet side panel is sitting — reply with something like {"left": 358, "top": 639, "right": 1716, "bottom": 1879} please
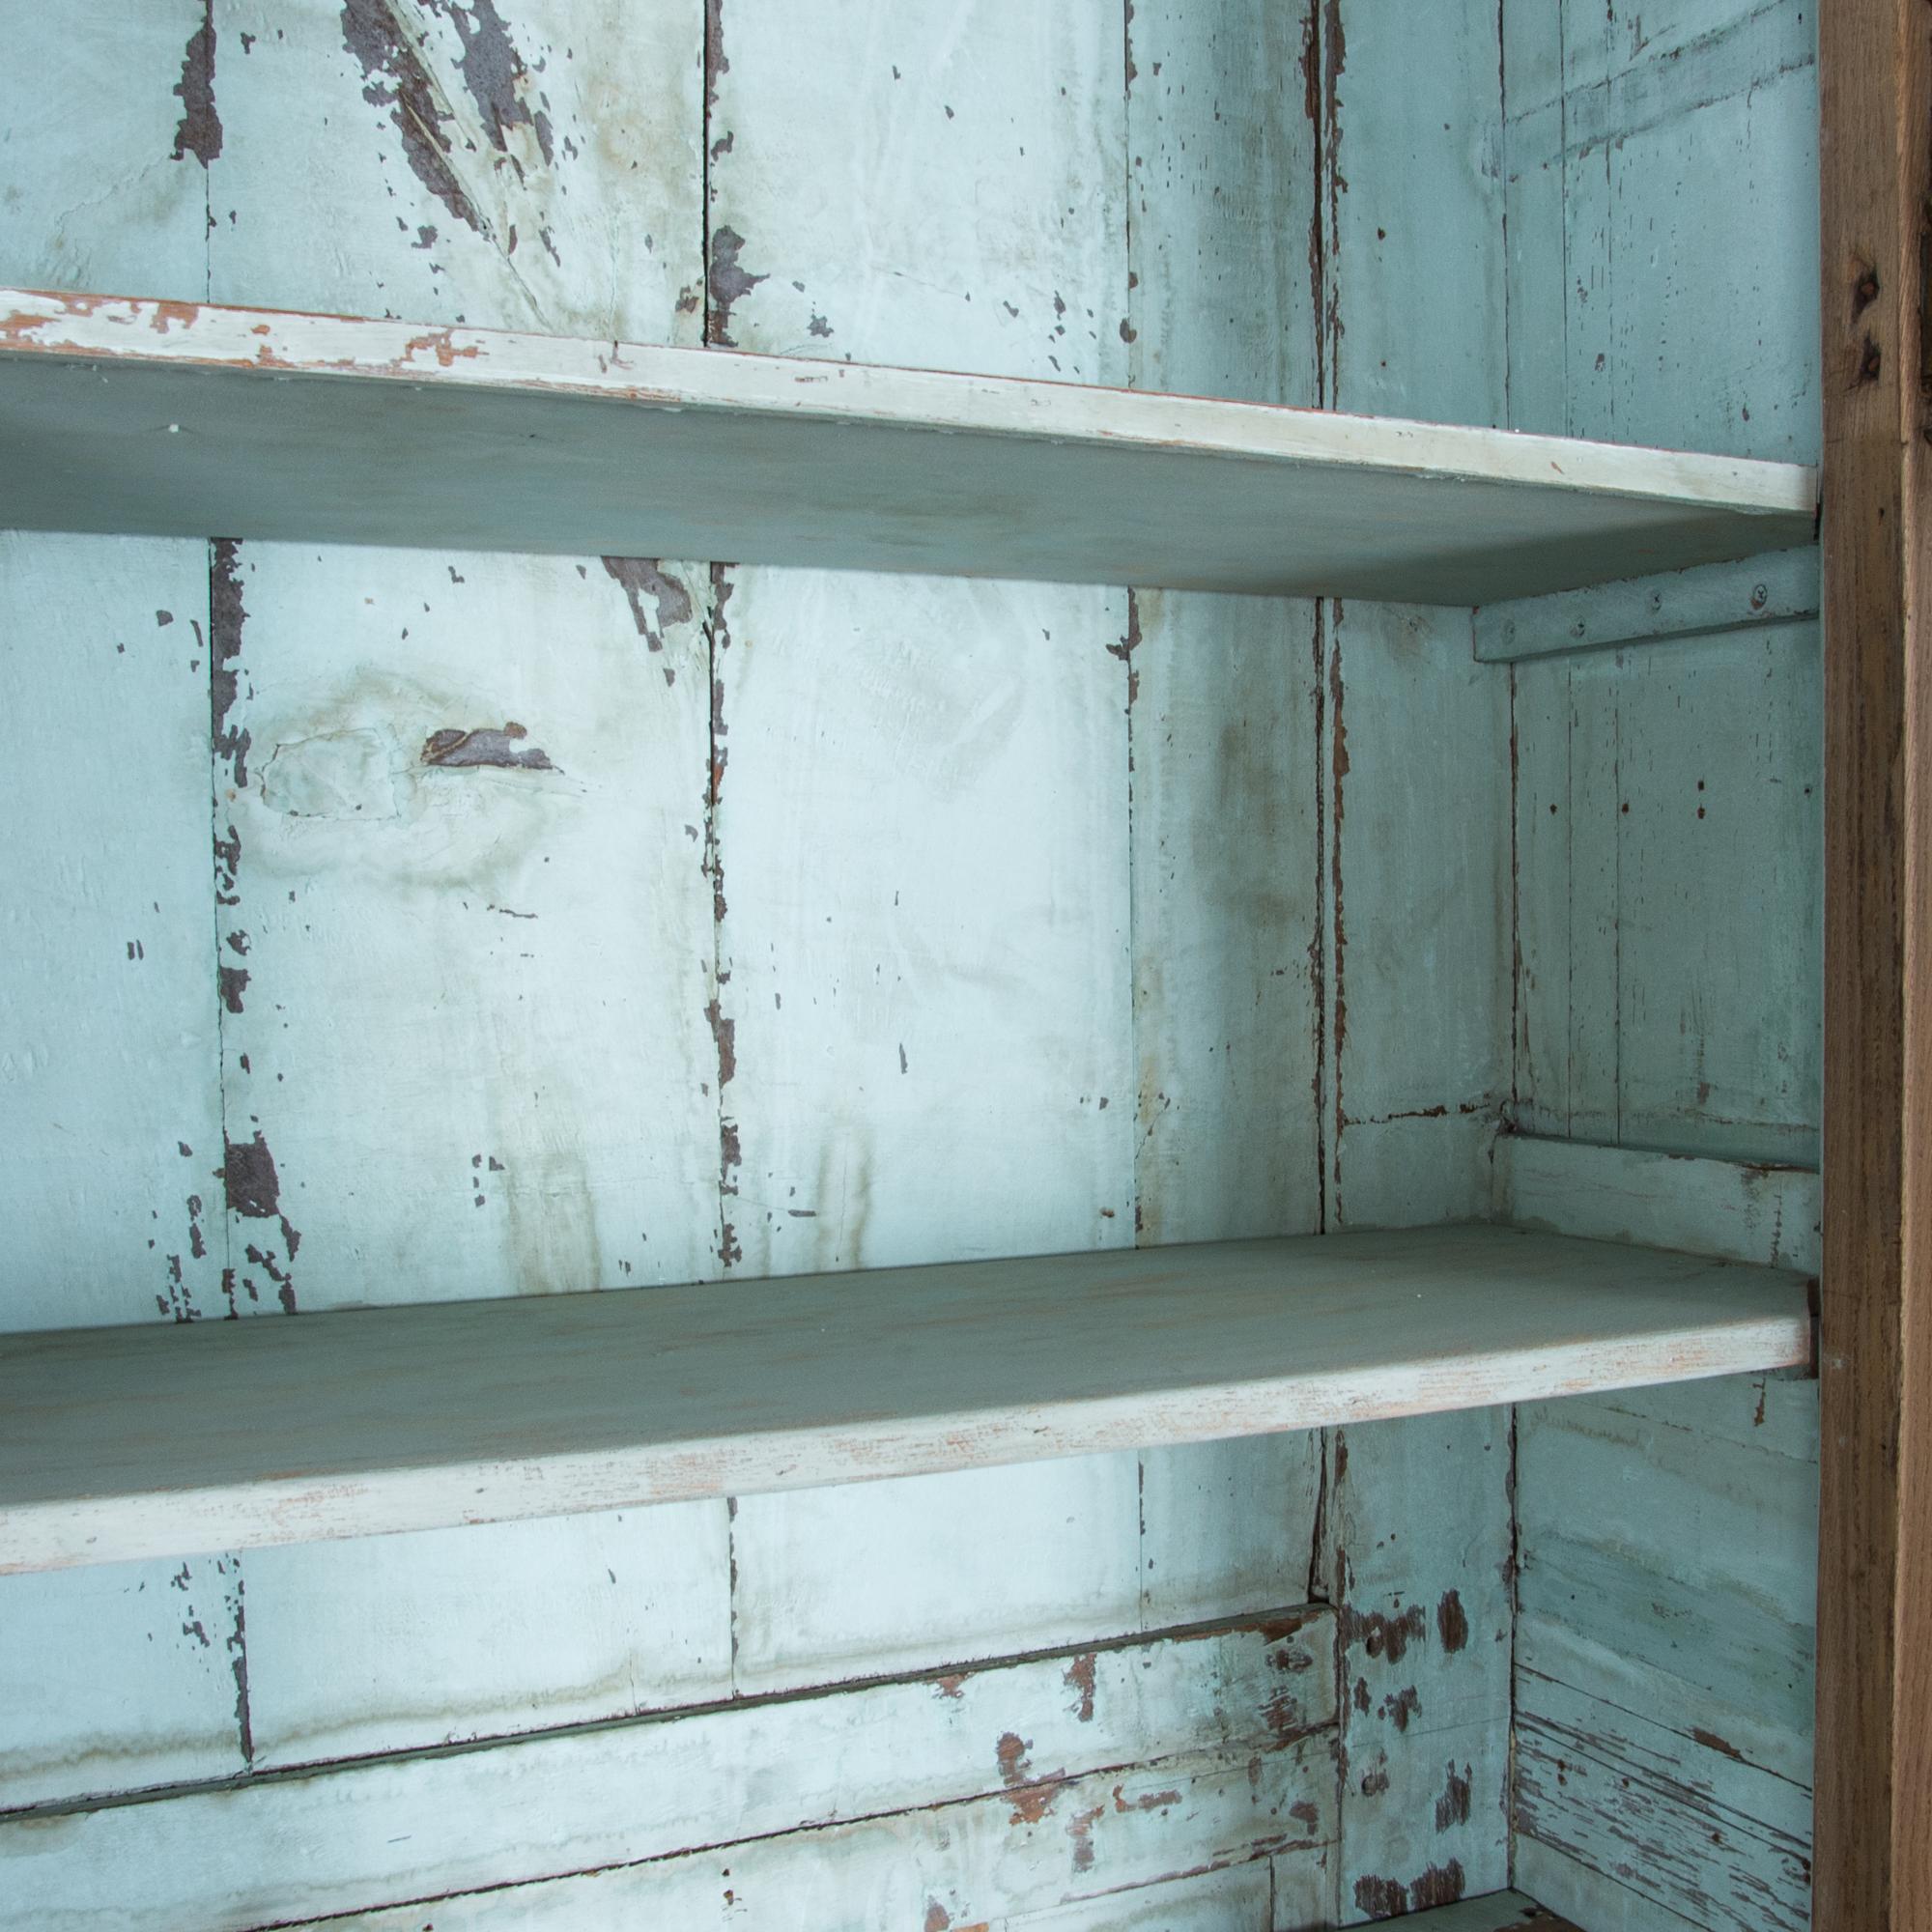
{"left": 1501, "top": 9, "right": 1824, "bottom": 1924}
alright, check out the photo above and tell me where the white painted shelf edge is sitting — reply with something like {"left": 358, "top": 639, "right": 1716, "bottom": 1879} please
{"left": 0, "top": 286, "right": 1819, "bottom": 600}
{"left": 0, "top": 1225, "right": 1812, "bottom": 1575}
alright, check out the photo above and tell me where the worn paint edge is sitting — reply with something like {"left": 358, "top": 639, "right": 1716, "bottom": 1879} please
{"left": 0, "top": 287, "right": 1820, "bottom": 522}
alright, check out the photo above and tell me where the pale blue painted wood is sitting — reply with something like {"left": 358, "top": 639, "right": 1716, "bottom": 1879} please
{"left": 0, "top": 1553, "right": 246, "bottom": 1810}
{"left": 0, "top": 1615, "right": 1335, "bottom": 1930}
{"left": 1321, "top": 8, "right": 1516, "bottom": 1914}
{"left": 0, "top": 1, "right": 211, "bottom": 302}
{"left": 0, "top": 533, "right": 225, "bottom": 1332}
{"left": 1476, "top": 548, "right": 1820, "bottom": 664}
{"left": 242, "top": 1504, "right": 731, "bottom": 1770}
{"left": 1123, "top": 0, "right": 1326, "bottom": 1642}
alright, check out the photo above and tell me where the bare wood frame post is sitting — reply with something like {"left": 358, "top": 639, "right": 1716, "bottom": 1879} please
{"left": 1818, "top": 0, "right": 1932, "bottom": 1923}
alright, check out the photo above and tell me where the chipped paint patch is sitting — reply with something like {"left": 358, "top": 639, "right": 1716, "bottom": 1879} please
{"left": 171, "top": 2, "right": 222, "bottom": 166}
{"left": 421, "top": 722, "right": 556, "bottom": 771}
{"left": 340, "top": 0, "right": 484, "bottom": 235}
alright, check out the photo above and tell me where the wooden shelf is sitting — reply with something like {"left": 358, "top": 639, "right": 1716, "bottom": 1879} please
{"left": 0, "top": 287, "right": 1815, "bottom": 602}
{"left": 0, "top": 1225, "right": 1811, "bottom": 1575}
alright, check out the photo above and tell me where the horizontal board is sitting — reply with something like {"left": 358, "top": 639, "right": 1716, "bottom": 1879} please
{"left": 282, "top": 1772, "right": 1298, "bottom": 1932}
{"left": 1404, "top": 1896, "right": 1584, "bottom": 1931}
{"left": 0, "top": 1610, "right": 1332, "bottom": 1931}
{"left": 1475, "top": 545, "right": 1819, "bottom": 660}
{"left": 0, "top": 1227, "right": 1811, "bottom": 1573}
{"left": 1494, "top": 1136, "right": 1822, "bottom": 1275}
{"left": 0, "top": 289, "right": 1816, "bottom": 602}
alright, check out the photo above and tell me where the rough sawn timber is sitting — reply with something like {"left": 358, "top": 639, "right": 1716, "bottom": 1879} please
{"left": 1815, "top": 0, "right": 1932, "bottom": 1925}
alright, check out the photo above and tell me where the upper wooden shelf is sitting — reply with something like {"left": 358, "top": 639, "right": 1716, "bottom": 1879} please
{"left": 0, "top": 288, "right": 1816, "bottom": 602}
{"left": 0, "top": 1224, "right": 1810, "bottom": 1575}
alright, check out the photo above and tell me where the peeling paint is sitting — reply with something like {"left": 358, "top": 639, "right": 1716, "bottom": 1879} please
{"left": 341, "top": 0, "right": 485, "bottom": 236}
{"left": 429, "top": 0, "right": 554, "bottom": 174}
{"left": 1064, "top": 1652, "right": 1095, "bottom": 1722}
{"left": 601, "top": 556, "right": 692, "bottom": 662}
{"left": 707, "top": 227, "right": 764, "bottom": 348}
{"left": 421, "top": 722, "right": 556, "bottom": 771}
{"left": 211, "top": 540, "right": 250, "bottom": 792}
{"left": 171, "top": 1, "right": 222, "bottom": 167}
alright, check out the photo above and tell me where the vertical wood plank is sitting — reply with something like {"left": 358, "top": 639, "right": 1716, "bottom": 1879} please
{"left": 1122, "top": 1, "right": 1325, "bottom": 1636}
{"left": 1815, "top": 0, "right": 1932, "bottom": 1924}
{"left": 213, "top": 543, "right": 721, "bottom": 1311}
{"left": 1323, "top": 1409, "right": 1514, "bottom": 1922}
{"left": 197, "top": 0, "right": 733, "bottom": 1795}
{"left": 0, "top": 533, "right": 225, "bottom": 1333}
{"left": 708, "top": 0, "right": 1149, "bottom": 1711}
{"left": 1321, "top": 8, "right": 1515, "bottom": 1912}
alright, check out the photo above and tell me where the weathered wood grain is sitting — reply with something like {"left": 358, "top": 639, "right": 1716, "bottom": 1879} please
{"left": 1500, "top": 9, "right": 1829, "bottom": 1930}
{"left": 0, "top": 1228, "right": 1813, "bottom": 1575}
{"left": 1815, "top": 0, "right": 1932, "bottom": 1923}
{"left": 0, "top": 532, "right": 225, "bottom": 1333}
{"left": 0, "top": 288, "right": 1819, "bottom": 602}
{"left": 0, "top": 1610, "right": 1333, "bottom": 1931}
{"left": 1504, "top": 0, "right": 1820, "bottom": 466}
{"left": 1516, "top": 1377, "right": 1819, "bottom": 1795}
{"left": 1516, "top": 1673, "right": 1811, "bottom": 1932}
{"left": 1511, "top": 1841, "right": 1709, "bottom": 1932}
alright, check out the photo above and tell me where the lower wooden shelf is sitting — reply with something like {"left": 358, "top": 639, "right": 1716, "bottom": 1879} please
{"left": 0, "top": 1223, "right": 1811, "bottom": 1575}
{"left": 1411, "top": 1895, "right": 1581, "bottom": 1931}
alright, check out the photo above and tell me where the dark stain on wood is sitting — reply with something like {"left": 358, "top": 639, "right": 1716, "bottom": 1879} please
{"left": 1064, "top": 1652, "right": 1095, "bottom": 1722}
{"left": 1353, "top": 1874, "right": 1406, "bottom": 1917}
{"left": 1436, "top": 1587, "right": 1469, "bottom": 1654}
{"left": 1341, "top": 1601, "right": 1427, "bottom": 1663}
{"left": 1434, "top": 1759, "right": 1472, "bottom": 1830}
{"left": 222, "top": 1131, "right": 300, "bottom": 1312}
{"left": 1408, "top": 1860, "right": 1466, "bottom": 1909}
